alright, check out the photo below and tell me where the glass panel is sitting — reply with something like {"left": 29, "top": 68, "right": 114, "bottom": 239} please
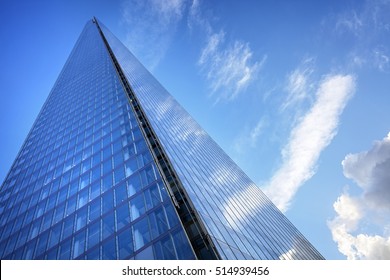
{"left": 91, "top": 165, "right": 101, "bottom": 183}
{"left": 148, "top": 207, "right": 168, "bottom": 239}
{"left": 130, "top": 194, "right": 145, "bottom": 221}
{"left": 90, "top": 180, "right": 101, "bottom": 201}
{"left": 65, "top": 196, "right": 77, "bottom": 216}
{"left": 77, "top": 188, "right": 88, "bottom": 209}
{"left": 102, "top": 191, "right": 114, "bottom": 214}
{"left": 172, "top": 228, "right": 195, "bottom": 260}
{"left": 86, "top": 246, "right": 100, "bottom": 260}
{"left": 134, "top": 245, "right": 154, "bottom": 260}
{"left": 115, "top": 203, "right": 130, "bottom": 231}
{"left": 102, "top": 174, "right": 113, "bottom": 193}
{"left": 102, "top": 237, "right": 116, "bottom": 259}
{"left": 154, "top": 235, "right": 176, "bottom": 260}
{"left": 102, "top": 212, "right": 115, "bottom": 240}
{"left": 79, "top": 172, "right": 90, "bottom": 190}
{"left": 35, "top": 232, "right": 49, "bottom": 259}
{"left": 22, "top": 239, "right": 37, "bottom": 259}
{"left": 118, "top": 228, "right": 133, "bottom": 259}
{"left": 75, "top": 208, "right": 87, "bottom": 231}
{"left": 114, "top": 166, "right": 125, "bottom": 184}
{"left": 48, "top": 223, "right": 61, "bottom": 249}
{"left": 73, "top": 229, "right": 86, "bottom": 258}
{"left": 58, "top": 239, "right": 72, "bottom": 260}
{"left": 164, "top": 203, "right": 179, "bottom": 228}
{"left": 61, "top": 214, "right": 75, "bottom": 241}
{"left": 87, "top": 221, "right": 100, "bottom": 250}
{"left": 126, "top": 173, "right": 141, "bottom": 197}
{"left": 89, "top": 199, "right": 101, "bottom": 222}
{"left": 124, "top": 160, "right": 137, "bottom": 178}
{"left": 133, "top": 218, "right": 150, "bottom": 251}
{"left": 114, "top": 182, "right": 127, "bottom": 205}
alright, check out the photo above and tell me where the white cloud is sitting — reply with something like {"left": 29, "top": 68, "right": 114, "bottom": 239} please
{"left": 342, "top": 132, "right": 390, "bottom": 209}
{"left": 198, "top": 32, "right": 266, "bottom": 102}
{"left": 121, "top": 0, "right": 187, "bottom": 69}
{"left": 249, "top": 117, "right": 268, "bottom": 146}
{"left": 336, "top": 10, "right": 363, "bottom": 36}
{"left": 121, "top": 0, "right": 264, "bottom": 99}
{"left": 329, "top": 133, "right": 390, "bottom": 259}
{"left": 329, "top": 193, "right": 390, "bottom": 259}
{"left": 263, "top": 74, "right": 356, "bottom": 212}
{"left": 373, "top": 46, "right": 390, "bottom": 72}
{"left": 189, "top": 0, "right": 265, "bottom": 102}
{"left": 281, "top": 58, "right": 315, "bottom": 111}
{"left": 332, "top": 0, "right": 390, "bottom": 72}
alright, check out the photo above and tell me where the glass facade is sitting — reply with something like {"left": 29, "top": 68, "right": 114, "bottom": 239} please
{"left": 0, "top": 20, "right": 194, "bottom": 260}
{"left": 0, "top": 19, "right": 323, "bottom": 260}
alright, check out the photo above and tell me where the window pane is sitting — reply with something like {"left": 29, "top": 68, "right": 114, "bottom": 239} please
{"left": 164, "top": 203, "right": 179, "bottom": 228}
{"left": 22, "top": 239, "right": 37, "bottom": 259}
{"left": 87, "top": 221, "right": 100, "bottom": 250}
{"left": 115, "top": 203, "right": 130, "bottom": 231}
{"left": 102, "top": 191, "right": 114, "bottom": 214}
{"left": 90, "top": 180, "right": 101, "bottom": 201}
{"left": 48, "top": 223, "right": 61, "bottom": 249}
{"left": 140, "top": 165, "right": 155, "bottom": 186}
{"left": 114, "top": 182, "right": 127, "bottom": 205}
{"left": 114, "top": 166, "right": 125, "bottom": 184}
{"left": 133, "top": 218, "right": 150, "bottom": 251}
{"left": 68, "top": 181, "right": 78, "bottom": 197}
{"left": 73, "top": 229, "right": 86, "bottom": 258}
{"left": 124, "top": 160, "right": 137, "bottom": 178}
{"left": 58, "top": 239, "right": 72, "bottom": 260}
{"left": 172, "top": 228, "right": 195, "bottom": 260}
{"left": 154, "top": 235, "right": 176, "bottom": 260}
{"left": 77, "top": 188, "right": 88, "bottom": 209}
{"left": 102, "top": 237, "right": 116, "bottom": 260}
{"left": 102, "top": 212, "right": 115, "bottom": 240}
{"left": 65, "top": 196, "right": 77, "bottom": 216}
{"left": 148, "top": 207, "right": 168, "bottom": 239}
{"left": 130, "top": 194, "right": 145, "bottom": 221}
{"left": 86, "top": 246, "right": 100, "bottom": 260}
{"left": 79, "top": 172, "right": 90, "bottom": 190}
{"left": 89, "top": 199, "right": 101, "bottom": 222}
{"left": 75, "top": 208, "right": 87, "bottom": 231}
{"left": 102, "top": 174, "right": 113, "bottom": 193}
{"left": 127, "top": 173, "right": 141, "bottom": 197}
{"left": 61, "top": 214, "right": 75, "bottom": 241}
{"left": 117, "top": 228, "right": 133, "bottom": 259}
{"left": 91, "top": 165, "right": 101, "bottom": 183}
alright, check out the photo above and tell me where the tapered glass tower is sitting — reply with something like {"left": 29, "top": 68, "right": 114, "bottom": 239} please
{"left": 0, "top": 18, "right": 324, "bottom": 260}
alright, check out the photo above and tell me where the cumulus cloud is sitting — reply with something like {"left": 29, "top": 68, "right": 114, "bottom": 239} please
{"left": 263, "top": 74, "right": 356, "bottom": 212}
{"left": 121, "top": 0, "right": 187, "bottom": 69}
{"left": 329, "top": 133, "right": 390, "bottom": 259}
{"left": 342, "top": 132, "right": 390, "bottom": 208}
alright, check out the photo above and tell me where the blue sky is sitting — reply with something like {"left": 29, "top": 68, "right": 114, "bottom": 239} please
{"left": 1, "top": 0, "right": 390, "bottom": 260}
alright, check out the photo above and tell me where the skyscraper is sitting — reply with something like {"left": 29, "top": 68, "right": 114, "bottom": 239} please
{"left": 0, "top": 18, "right": 324, "bottom": 260}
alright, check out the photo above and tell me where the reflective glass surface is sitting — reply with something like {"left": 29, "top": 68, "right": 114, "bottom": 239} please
{"left": 100, "top": 20, "right": 324, "bottom": 259}
{"left": 0, "top": 20, "right": 195, "bottom": 260}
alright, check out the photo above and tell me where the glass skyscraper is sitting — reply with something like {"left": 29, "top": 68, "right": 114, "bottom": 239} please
{"left": 0, "top": 18, "right": 324, "bottom": 260}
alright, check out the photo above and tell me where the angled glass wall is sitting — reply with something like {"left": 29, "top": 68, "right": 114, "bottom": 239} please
{"left": 99, "top": 20, "right": 324, "bottom": 260}
{"left": 0, "top": 20, "right": 194, "bottom": 260}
